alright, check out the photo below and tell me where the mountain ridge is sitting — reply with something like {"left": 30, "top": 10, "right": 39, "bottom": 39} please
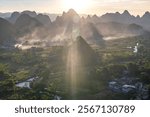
{"left": 0, "top": 9, "right": 150, "bottom": 48}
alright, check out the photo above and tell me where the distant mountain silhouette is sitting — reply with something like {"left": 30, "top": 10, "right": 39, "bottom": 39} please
{"left": 95, "top": 22, "right": 145, "bottom": 37}
{"left": 54, "top": 9, "right": 80, "bottom": 27}
{"left": 62, "top": 9, "right": 80, "bottom": 24}
{"left": 1, "top": 9, "right": 150, "bottom": 48}
{"left": 122, "top": 10, "right": 131, "bottom": 16}
{"left": 100, "top": 10, "right": 135, "bottom": 24}
{"left": 2, "top": 9, "right": 150, "bottom": 31}
{"left": 51, "top": 9, "right": 80, "bottom": 39}
{"left": 91, "top": 15, "right": 99, "bottom": 23}
{"left": 21, "top": 10, "right": 37, "bottom": 17}
{"left": 0, "top": 12, "right": 11, "bottom": 18}
{"left": 99, "top": 10, "right": 150, "bottom": 30}
{"left": 44, "top": 13, "right": 60, "bottom": 21}
{"left": 51, "top": 9, "right": 104, "bottom": 45}
{"left": 7, "top": 11, "right": 51, "bottom": 26}
{"left": 142, "top": 11, "right": 150, "bottom": 19}
{"left": 140, "top": 12, "right": 150, "bottom": 30}
{"left": 49, "top": 9, "right": 148, "bottom": 44}
{"left": 7, "top": 12, "right": 20, "bottom": 24}
{"left": 15, "top": 14, "right": 43, "bottom": 37}
{"left": 80, "top": 22, "right": 104, "bottom": 45}
{"left": 7, "top": 11, "right": 35, "bottom": 24}
{"left": 35, "top": 14, "right": 51, "bottom": 26}
{"left": 127, "top": 24, "right": 143, "bottom": 33}
{"left": 0, "top": 18, "right": 16, "bottom": 46}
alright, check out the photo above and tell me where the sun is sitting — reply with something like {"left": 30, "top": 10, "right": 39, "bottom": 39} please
{"left": 63, "top": 0, "right": 91, "bottom": 12}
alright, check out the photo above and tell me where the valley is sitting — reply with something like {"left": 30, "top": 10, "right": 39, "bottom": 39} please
{"left": 0, "top": 35, "right": 150, "bottom": 100}
{"left": 0, "top": 9, "right": 150, "bottom": 100}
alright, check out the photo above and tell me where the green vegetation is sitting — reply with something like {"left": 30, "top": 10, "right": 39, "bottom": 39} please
{"left": 0, "top": 35, "right": 150, "bottom": 100}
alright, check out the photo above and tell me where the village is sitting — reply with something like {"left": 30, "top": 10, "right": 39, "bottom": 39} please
{"left": 109, "top": 70, "right": 149, "bottom": 100}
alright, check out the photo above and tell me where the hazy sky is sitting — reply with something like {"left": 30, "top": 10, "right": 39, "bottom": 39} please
{"left": 0, "top": 0, "right": 150, "bottom": 16}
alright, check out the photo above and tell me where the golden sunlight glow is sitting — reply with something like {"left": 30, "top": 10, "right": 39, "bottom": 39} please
{"left": 63, "top": 0, "right": 91, "bottom": 12}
